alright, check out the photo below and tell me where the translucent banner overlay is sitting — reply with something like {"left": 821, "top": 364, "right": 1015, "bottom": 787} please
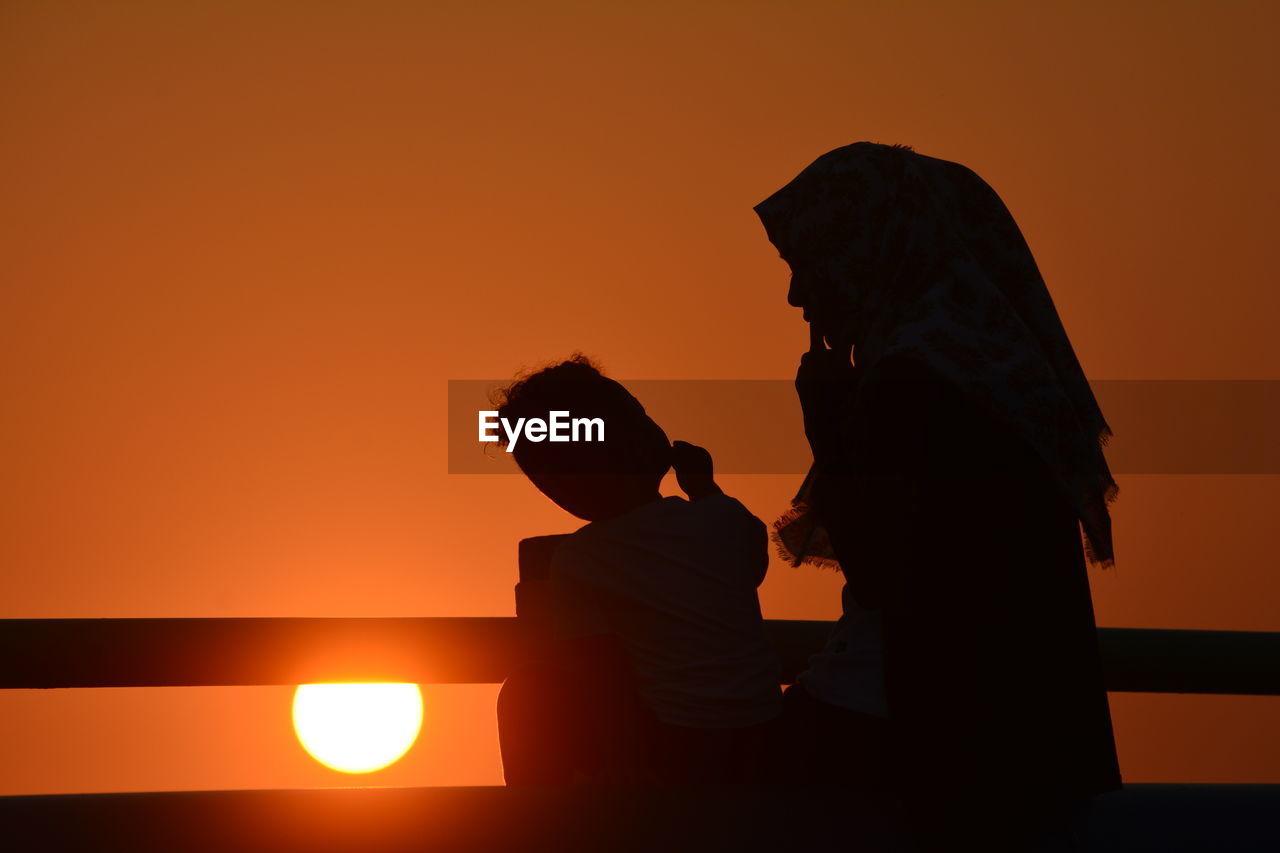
{"left": 448, "top": 380, "right": 1280, "bottom": 475}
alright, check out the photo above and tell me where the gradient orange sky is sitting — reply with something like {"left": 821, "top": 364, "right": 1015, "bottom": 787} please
{"left": 2, "top": 1, "right": 1277, "bottom": 794}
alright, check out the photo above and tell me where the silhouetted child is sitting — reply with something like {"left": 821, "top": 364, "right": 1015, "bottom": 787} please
{"left": 493, "top": 355, "right": 780, "bottom": 785}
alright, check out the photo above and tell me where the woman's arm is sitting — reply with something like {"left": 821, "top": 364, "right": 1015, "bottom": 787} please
{"left": 795, "top": 334, "right": 857, "bottom": 465}
{"left": 809, "top": 357, "right": 952, "bottom": 609}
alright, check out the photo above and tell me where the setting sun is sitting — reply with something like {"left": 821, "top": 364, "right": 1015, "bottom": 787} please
{"left": 292, "top": 683, "right": 424, "bottom": 774}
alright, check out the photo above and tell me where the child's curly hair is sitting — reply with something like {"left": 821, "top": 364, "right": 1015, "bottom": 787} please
{"left": 492, "top": 354, "right": 669, "bottom": 478}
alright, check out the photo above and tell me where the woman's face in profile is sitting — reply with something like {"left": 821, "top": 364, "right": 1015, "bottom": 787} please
{"left": 784, "top": 253, "right": 854, "bottom": 352}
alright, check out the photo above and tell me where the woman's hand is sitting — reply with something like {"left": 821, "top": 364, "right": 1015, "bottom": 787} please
{"left": 796, "top": 328, "right": 855, "bottom": 462}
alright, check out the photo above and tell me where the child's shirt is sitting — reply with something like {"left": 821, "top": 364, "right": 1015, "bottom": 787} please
{"left": 550, "top": 494, "right": 782, "bottom": 729}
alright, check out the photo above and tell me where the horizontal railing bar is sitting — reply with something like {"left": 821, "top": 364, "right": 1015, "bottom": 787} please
{"left": 1, "top": 618, "right": 1278, "bottom": 694}
{"left": 3, "top": 784, "right": 1279, "bottom": 852}
{"left": 0, "top": 617, "right": 523, "bottom": 689}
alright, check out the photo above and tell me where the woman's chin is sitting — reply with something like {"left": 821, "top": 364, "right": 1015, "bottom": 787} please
{"left": 823, "top": 333, "right": 853, "bottom": 356}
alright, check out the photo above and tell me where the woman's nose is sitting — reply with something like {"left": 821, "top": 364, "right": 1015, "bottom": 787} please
{"left": 788, "top": 274, "right": 808, "bottom": 308}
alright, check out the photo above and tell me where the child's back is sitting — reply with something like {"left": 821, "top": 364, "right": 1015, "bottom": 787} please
{"left": 552, "top": 492, "right": 781, "bottom": 729}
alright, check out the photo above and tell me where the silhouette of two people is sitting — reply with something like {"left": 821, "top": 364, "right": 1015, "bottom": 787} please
{"left": 497, "top": 143, "right": 1122, "bottom": 851}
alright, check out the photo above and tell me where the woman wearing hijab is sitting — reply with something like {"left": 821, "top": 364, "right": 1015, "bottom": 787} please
{"left": 756, "top": 143, "right": 1121, "bottom": 848}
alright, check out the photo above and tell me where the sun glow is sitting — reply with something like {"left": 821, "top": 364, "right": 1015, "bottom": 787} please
{"left": 292, "top": 683, "right": 424, "bottom": 773}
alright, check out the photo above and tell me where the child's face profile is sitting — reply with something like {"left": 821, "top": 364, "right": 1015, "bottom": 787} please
{"left": 496, "top": 358, "right": 671, "bottom": 521}
{"left": 514, "top": 411, "right": 671, "bottom": 522}
{"left": 521, "top": 469, "right": 665, "bottom": 522}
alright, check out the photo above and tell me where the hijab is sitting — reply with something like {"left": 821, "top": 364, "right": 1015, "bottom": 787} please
{"left": 756, "top": 142, "right": 1117, "bottom": 566}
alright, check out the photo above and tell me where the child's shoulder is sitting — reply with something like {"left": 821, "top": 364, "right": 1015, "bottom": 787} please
{"left": 685, "top": 493, "right": 768, "bottom": 538}
{"left": 690, "top": 491, "right": 761, "bottom": 517}
{"left": 566, "top": 494, "right": 762, "bottom": 544}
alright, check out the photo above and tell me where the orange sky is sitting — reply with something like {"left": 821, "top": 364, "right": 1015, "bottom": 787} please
{"left": 2, "top": 1, "right": 1277, "bottom": 794}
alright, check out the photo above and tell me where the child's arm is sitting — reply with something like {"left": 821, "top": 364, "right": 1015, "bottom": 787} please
{"left": 671, "top": 440, "right": 723, "bottom": 500}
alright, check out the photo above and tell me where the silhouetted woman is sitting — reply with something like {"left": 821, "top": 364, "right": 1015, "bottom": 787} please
{"left": 756, "top": 143, "right": 1121, "bottom": 849}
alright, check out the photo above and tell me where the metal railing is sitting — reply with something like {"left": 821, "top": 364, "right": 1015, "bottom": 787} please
{"left": 3, "top": 617, "right": 1278, "bottom": 694}
{"left": 3, "top": 616, "right": 1278, "bottom": 851}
